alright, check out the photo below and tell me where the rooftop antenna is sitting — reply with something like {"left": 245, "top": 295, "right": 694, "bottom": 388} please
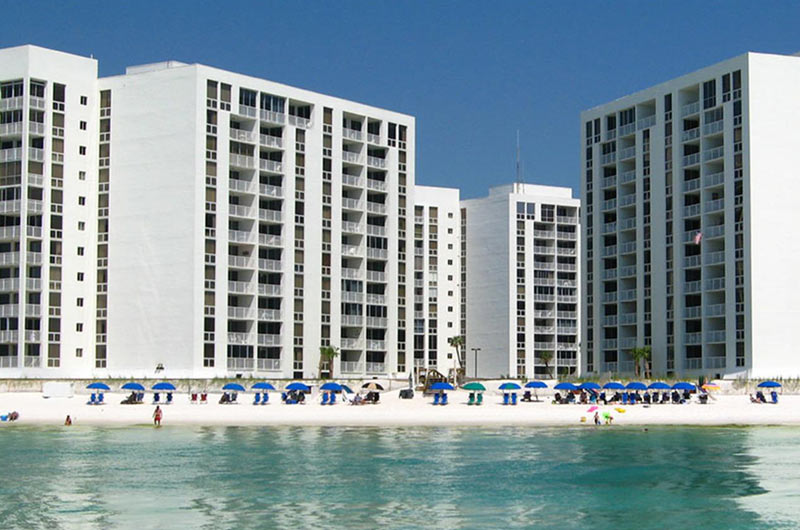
{"left": 515, "top": 130, "right": 524, "bottom": 192}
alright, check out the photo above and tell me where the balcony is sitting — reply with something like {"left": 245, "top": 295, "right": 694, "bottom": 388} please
{"left": 534, "top": 245, "right": 555, "bottom": 255}
{"left": 259, "top": 209, "right": 282, "bottom": 222}
{"left": 228, "top": 255, "right": 254, "bottom": 269}
{"left": 685, "top": 332, "right": 702, "bottom": 345}
{"left": 0, "top": 278, "right": 20, "bottom": 292}
{"left": 229, "top": 128, "right": 256, "bottom": 143}
{"left": 342, "top": 174, "right": 364, "bottom": 187}
{"left": 704, "top": 171, "right": 725, "bottom": 188}
{"left": 228, "top": 306, "right": 254, "bottom": 319}
{"left": 367, "top": 248, "right": 388, "bottom": 260}
{"left": 681, "top": 128, "right": 700, "bottom": 142}
{"left": 618, "top": 146, "right": 636, "bottom": 160}
{"left": 0, "top": 304, "right": 18, "bottom": 317}
{"left": 259, "top": 109, "right": 286, "bottom": 124}
{"left": 228, "top": 230, "right": 254, "bottom": 243}
{"left": 228, "top": 280, "right": 253, "bottom": 294}
{"left": 619, "top": 170, "right": 636, "bottom": 185}
{"left": 366, "top": 225, "right": 386, "bottom": 236}
{"left": 258, "top": 234, "right": 282, "bottom": 247}
{"left": 601, "top": 199, "right": 616, "bottom": 211}
{"left": 618, "top": 218, "right": 636, "bottom": 231}
{"left": 229, "top": 204, "right": 254, "bottom": 218}
{"left": 366, "top": 293, "right": 387, "bottom": 305}
{"left": 366, "top": 362, "right": 386, "bottom": 373}
{"left": 343, "top": 128, "right": 363, "bottom": 141}
{"left": 259, "top": 134, "right": 283, "bottom": 148}
{"left": 367, "top": 156, "right": 387, "bottom": 168}
{"left": 227, "top": 357, "right": 254, "bottom": 370}
{"left": 229, "top": 179, "right": 255, "bottom": 194}
{"left": 340, "top": 361, "right": 363, "bottom": 373}
{"left": 619, "top": 241, "right": 636, "bottom": 254}
{"left": 257, "top": 358, "right": 281, "bottom": 371}
{"left": 704, "top": 199, "right": 725, "bottom": 213}
{"left": 288, "top": 115, "right": 311, "bottom": 128}
{"left": 341, "top": 267, "right": 361, "bottom": 279}
{"left": 342, "top": 151, "right": 363, "bottom": 164}
{"left": 618, "top": 194, "right": 636, "bottom": 207}
{"left": 0, "top": 226, "right": 20, "bottom": 240}
{"left": 341, "top": 291, "right": 363, "bottom": 303}
{"left": 682, "top": 153, "right": 700, "bottom": 167}
{"left": 704, "top": 277, "right": 725, "bottom": 291}
{"left": 230, "top": 153, "right": 255, "bottom": 169}
{"left": 637, "top": 115, "right": 656, "bottom": 130}
{"left": 342, "top": 198, "right": 364, "bottom": 210}
{"left": 681, "top": 101, "right": 700, "bottom": 116}
{"left": 557, "top": 263, "right": 577, "bottom": 272}
{"left": 259, "top": 184, "right": 283, "bottom": 198}
{"left": 227, "top": 332, "right": 250, "bottom": 345}
{"left": 704, "top": 304, "right": 726, "bottom": 317}
{"left": 258, "top": 284, "right": 281, "bottom": 296}
{"left": 557, "top": 231, "right": 577, "bottom": 240}
{"left": 259, "top": 159, "right": 282, "bottom": 173}
{"left": 706, "top": 330, "right": 726, "bottom": 343}
{"left": 258, "top": 259, "right": 282, "bottom": 272}
{"left": 367, "top": 178, "right": 387, "bottom": 191}
{"left": 684, "top": 306, "right": 702, "bottom": 318}
{"left": 0, "top": 96, "right": 23, "bottom": 110}
{"left": 683, "top": 204, "right": 701, "bottom": 217}
{"left": 366, "top": 316, "right": 388, "bottom": 328}
{"left": 341, "top": 315, "right": 363, "bottom": 327}
{"left": 684, "top": 358, "right": 702, "bottom": 370}
{"left": 342, "top": 221, "right": 364, "bottom": 234}
{"left": 0, "top": 148, "right": 22, "bottom": 162}
{"left": 341, "top": 338, "right": 363, "bottom": 350}
{"left": 603, "top": 268, "right": 617, "bottom": 279}
{"left": 366, "top": 201, "right": 387, "bottom": 214}
{"left": 703, "top": 251, "right": 725, "bottom": 265}
{"left": 342, "top": 244, "right": 363, "bottom": 257}
{"left": 534, "top": 229, "right": 555, "bottom": 238}
{"left": 703, "top": 146, "right": 724, "bottom": 161}
{"left": 0, "top": 122, "right": 23, "bottom": 136}
{"left": 258, "top": 309, "right": 282, "bottom": 321}
{"left": 0, "top": 200, "right": 21, "bottom": 214}
{"left": 601, "top": 152, "right": 616, "bottom": 165}
{"left": 705, "top": 356, "right": 726, "bottom": 369}
{"left": 366, "top": 270, "right": 386, "bottom": 282}
{"left": 366, "top": 340, "right": 386, "bottom": 350}
{"left": 258, "top": 334, "right": 281, "bottom": 346}
{"left": 703, "top": 120, "right": 724, "bottom": 136}
{"left": 557, "top": 216, "right": 578, "bottom": 224}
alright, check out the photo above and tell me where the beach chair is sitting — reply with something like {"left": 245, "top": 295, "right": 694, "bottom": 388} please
{"left": 441, "top": 393, "right": 448, "bottom": 405}
{"left": 468, "top": 392, "right": 475, "bottom": 405}
{"left": 622, "top": 393, "right": 628, "bottom": 405}
{"left": 231, "top": 392, "right": 238, "bottom": 403}
{"left": 191, "top": 393, "right": 198, "bottom": 404}
{"left": 88, "top": 393, "right": 96, "bottom": 405}
{"left": 503, "top": 393, "right": 509, "bottom": 405}
{"left": 477, "top": 393, "right": 483, "bottom": 405}
{"left": 253, "top": 392, "right": 261, "bottom": 405}
{"left": 262, "top": 392, "right": 269, "bottom": 404}
{"left": 522, "top": 390, "right": 532, "bottom": 402}
{"left": 433, "top": 393, "right": 440, "bottom": 405}
{"left": 771, "top": 391, "right": 778, "bottom": 404}
{"left": 330, "top": 393, "right": 337, "bottom": 405}
{"left": 166, "top": 392, "right": 173, "bottom": 404}
{"left": 321, "top": 392, "right": 329, "bottom": 405}
{"left": 200, "top": 393, "right": 208, "bottom": 404}
{"left": 511, "top": 393, "right": 517, "bottom": 405}
{"left": 137, "top": 392, "right": 145, "bottom": 403}
{"left": 98, "top": 393, "right": 105, "bottom": 404}
{"left": 153, "top": 392, "right": 160, "bottom": 404}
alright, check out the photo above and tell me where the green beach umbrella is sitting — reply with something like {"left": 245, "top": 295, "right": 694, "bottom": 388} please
{"left": 462, "top": 382, "right": 486, "bottom": 392}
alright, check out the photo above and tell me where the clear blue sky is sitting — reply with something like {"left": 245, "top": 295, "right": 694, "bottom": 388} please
{"left": 3, "top": 1, "right": 800, "bottom": 198}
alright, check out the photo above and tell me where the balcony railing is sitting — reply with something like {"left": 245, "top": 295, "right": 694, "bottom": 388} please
{"left": 340, "top": 361, "right": 363, "bottom": 373}
{"left": 259, "top": 134, "right": 283, "bottom": 148}
{"left": 681, "top": 101, "right": 700, "bottom": 116}
{"left": 366, "top": 362, "right": 386, "bottom": 373}
{"left": 257, "top": 358, "right": 281, "bottom": 371}
{"left": 258, "top": 259, "right": 282, "bottom": 272}
{"left": 259, "top": 159, "right": 282, "bottom": 173}
{"left": 342, "top": 151, "right": 362, "bottom": 164}
{"left": 367, "top": 156, "right": 387, "bottom": 168}
{"left": 227, "top": 332, "right": 250, "bottom": 345}
{"left": 259, "top": 184, "right": 283, "bottom": 198}
{"left": 258, "top": 334, "right": 281, "bottom": 346}
{"left": 259, "top": 109, "right": 286, "bottom": 124}
{"left": 258, "top": 309, "right": 282, "bottom": 321}
{"left": 341, "top": 315, "right": 363, "bottom": 327}
{"left": 227, "top": 357, "right": 254, "bottom": 370}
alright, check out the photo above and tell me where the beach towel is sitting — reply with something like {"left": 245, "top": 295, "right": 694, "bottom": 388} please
{"left": 614, "top": 407, "right": 626, "bottom": 413}
{"left": 587, "top": 406, "right": 598, "bottom": 412}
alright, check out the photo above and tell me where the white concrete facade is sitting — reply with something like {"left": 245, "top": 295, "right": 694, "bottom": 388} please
{"left": 0, "top": 45, "right": 99, "bottom": 377}
{"left": 582, "top": 51, "right": 800, "bottom": 379}
{"left": 412, "top": 185, "right": 461, "bottom": 378}
{"left": 463, "top": 184, "right": 580, "bottom": 379}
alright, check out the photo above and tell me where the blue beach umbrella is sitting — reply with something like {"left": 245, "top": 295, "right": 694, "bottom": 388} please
{"left": 121, "top": 382, "right": 145, "bottom": 391}
{"left": 757, "top": 381, "right": 782, "bottom": 388}
{"left": 603, "top": 382, "right": 625, "bottom": 390}
{"left": 286, "top": 382, "right": 311, "bottom": 392}
{"left": 525, "top": 381, "right": 548, "bottom": 389}
{"left": 251, "top": 382, "right": 276, "bottom": 391}
{"left": 152, "top": 382, "right": 176, "bottom": 391}
{"left": 626, "top": 382, "right": 647, "bottom": 391}
{"left": 578, "top": 382, "right": 601, "bottom": 391}
{"left": 320, "top": 382, "right": 342, "bottom": 392}
{"left": 672, "top": 382, "right": 696, "bottom": 391}
{"left": 86, "top": 382, "right": 110, "bottom": 390}
{"left": 430, "top": 382, "right": 455, "bottom": 391}
{"left": 222, "top": 383, "right": 246, "bottom": 392}
{"left": 648, "top": 382, "right": 671, "bottom": 390}
{"left": 499, "top": 382, "right": 522, "bottom": 390}
{"left": 554, "top": 382, "right": 578, "bottom": 391}
{"left": 340, "top": 384, "right": 355, "bottom": 394}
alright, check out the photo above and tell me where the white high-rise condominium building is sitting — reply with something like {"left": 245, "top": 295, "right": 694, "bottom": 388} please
{"left": 462, "top": 184, "right": 580, "bottom": 379}
{"left": 582, "top": 51, "right": 800, "bottom": 379}
{"left": 0, "top": 44, "right": 417, "bottom": 379}
{"left": 0, "top": 46, "right": 99, "bottom": 376}
{"left": 412, "top": 186, "right": 461, "bottom": 378}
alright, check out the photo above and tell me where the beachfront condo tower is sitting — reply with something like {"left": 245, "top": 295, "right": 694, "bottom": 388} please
{"left": 462, "top": 184, "right": 580, "bottom": 379}
{"left": 581, "top": 51, "right": 800, "bottom": 379}
{"left": 0, "top": 44, "right": 424, "bottom": 379}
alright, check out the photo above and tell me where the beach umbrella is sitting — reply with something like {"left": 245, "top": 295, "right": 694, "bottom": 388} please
{"left": 648, "top": 382, "right": 671, "bottom": 390}
{"left": 603, "top": 382, "right": 625, "bottom": 390}
{"left": 341, "top": 384, "right": 355, "bottom": 394}
{"left": 222, "top": 383, "right": 246, "bottom": 392}
{"left": 152, "top": 382, "right": 176, "bottom": 391}
{"left": 251, "top": 382, "right": 276, "bottom": 391}
{"left": 757, "top": 381, "right": 782, "bottom": 388}
{"left": 320, "top": 382, "right": 342, "bottom": 392}
{"left": 701, "top": 382, "right": 720, "bottom": 391}
{"left": 625, "top": 382, "right": 647, "bottom": 391}
{"left": 578, "top": 382, "right": 601, "bottom": 391}
{"left": 554, "top": 382, "right": 577, "bottom": 391}
{"left": 430, "top": 382, "right": 455, "bottom": 391}
{"left": 672, "top": 382, "right": 696, "bottom": 391}
{"left": 286, "top": 382, "right": 311, "bottom": 392}
{"left": 121, "top": 382, "right": 145, "bottom": 391}
{"left": 86, "top": 382, "right": 110, "bottom": 390}
{"left": 524, "top": 381, "right": 548, "bottom": 389}
{"left": 462, "top": 382, "right": 486, "bottom": 392}
{"left": 362, "top": 382, "right": 384, "bottom": 391}
{"left": 499, "top": 382, "right": 522, "bottom": 390}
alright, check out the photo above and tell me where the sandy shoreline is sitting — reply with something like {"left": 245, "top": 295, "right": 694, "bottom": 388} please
{"left": 1, "top": 389, "right": 798, "bottom": 428}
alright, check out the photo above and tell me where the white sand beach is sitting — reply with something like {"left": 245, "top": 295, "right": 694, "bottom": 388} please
{"left": 1, "top": 387, "right": 798, "bottom": 427}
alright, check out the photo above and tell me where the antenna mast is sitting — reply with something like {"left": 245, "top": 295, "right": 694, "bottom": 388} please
{"left": 515, "top": 130, "right": 523, "bottom": 192}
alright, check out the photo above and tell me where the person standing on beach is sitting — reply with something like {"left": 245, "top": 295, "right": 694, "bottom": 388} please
{"left": 593, "top": 412, "right": 601, "bottom": 426}
{"left": 153, "top": 406, "right": 163, "bottom": 427}
{"left": 64, "top": 415, "right": 72, "bottom": 426}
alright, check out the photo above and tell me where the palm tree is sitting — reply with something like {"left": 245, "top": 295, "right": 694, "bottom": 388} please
{"left": 448, "top": 335, "right": 466, "bottom": 384}
{"left": 318, "top": 345, "right": 340, "bottom": 379}
{"left": 539, "top": 350, "right": 554, "bottom": 378}
{"left": 629, "top": 346, "right": 652, "bottom": 378}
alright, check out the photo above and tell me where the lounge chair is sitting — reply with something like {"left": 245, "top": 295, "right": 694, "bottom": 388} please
{"left": 434, "top": 393, "right": 440, "bottom": 405}
{"left": 477, "top": 393, "right": 483, "bottom": 405}
{"left": 621, "top": 393, "right": 628, "bottom": 405}
{"left": 231, "top": 392, "right": 238, "bottom": 403}
{"left": 321, "top": 392, "right": 329, "bottom": 405}
{"left": 138, "top": 392, "right": 145, "bottom": 403}
{"left": 441, "top": 393, "right": 448, "bottom": 405}
{"left": 468, "top": 392, "right": 475, "bottom": 405}
{"left": 503, "top": 393, "right": 509, "bottom": 405}
{"left": 511, "top": 393, "right": 517, "bottom": 405}
{"left": 262, "top": 392, "right": 269, "bottom": 404}
{"left": 599, "top": 392, "right": 607, "bottom": 404}
{"left": 153, "top": 392, "right": 160, "bottom": 404}
{"left": 771, "top": 391, "right": 778, "bottom": 404}
{"left": 253, "top": 393, "right": 261, "bottom": 405}
{"left": 191, "top": 393, "right": 198, "bottom": 404}
{"left": 98, "top": 393, "right": 105, "bottom": 404}
{"left": 200, "top": 393, "right": 208, "bottom": 404}
{"left": 330, "top": 393, "right": 336, "bottom": 405}
{"left": 166, "top": 392, "right": 173, "bottom": 404}
{"left": 88, "top": 393, "right": 96, "bottom": 405}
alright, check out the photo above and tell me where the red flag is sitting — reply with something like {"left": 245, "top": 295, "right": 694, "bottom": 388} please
{"left": 693, "top": 232, "right": 703, "bottom": 245}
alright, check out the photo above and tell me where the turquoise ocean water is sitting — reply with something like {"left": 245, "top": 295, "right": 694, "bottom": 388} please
{"left": 0, "top": 425, "right": 798, "bottom": 529}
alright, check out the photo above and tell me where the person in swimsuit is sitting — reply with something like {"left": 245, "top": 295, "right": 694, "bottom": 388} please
{"left": 64, "top": 415, "right": 72, "bottom": 426}
{"left": 153, "top": 406, "right": 163, "bottom": 426}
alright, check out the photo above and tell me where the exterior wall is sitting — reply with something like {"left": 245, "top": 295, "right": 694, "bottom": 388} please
{"left": 464, "top": 184, "right": 579, "bottom": 379}
{"left": 0, "top": 45, "right": 99, "bottom": 377}
{"left": 412, "top": 185, "right": 461, "bottom": 377}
